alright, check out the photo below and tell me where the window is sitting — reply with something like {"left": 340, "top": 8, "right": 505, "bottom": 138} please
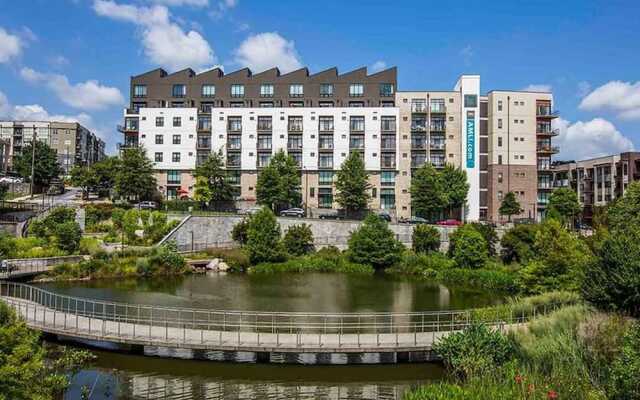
{"left": 201, "top": 102, "right": 214, "bottom": 113}
{"left": 498, "top": 100, "right": 503, "bottom": 111}
{"left": 287, "top": 135, "right": 302, "bottom": 150}
{"left": 228, "top": 117, "right": 242, "bottom": 132}
{"left": 350, "top": 116, "right": 365, "bottom": 132}
{"left": 318, "top": 188, "right": 333, "bottom": 208}
{"left": 320, "top": 84, "right": 333, "bottom": 97}
{"left": 257, "top": 153, "right": 271, "bottom": 168}
{"left": 498, "top": 119, "right": 503, "bottom": 129}
{"left": 319, "top": 154, "right": 333, "bottom": 169}
{"left": 412, "top": 99, "right": 427, "bottom": 113}
{"left": 379, "top": 83, "right": 394, "bottom": 97}
{"left": 172, "top": 134, "right": 181, "bottom": 145}
{"left": 201, "top": 85, "right": 215, "bottom": 97}
{"left": 257, "top": 116, "right": 272, "bottom": 131}
{"left": 498, "top": 137, "right": 502, "bottom": 147}
{"left": 227, "top": 135, "right": 241, "bottom": 150}
{"left": 154, "top": 152, "right": 163, "bottom": 162}
{"left": 349, "top": 135, "right": 364, "bottom": 149}
{"left": 498, "top": 172, "right": 503, "bottom": 183}
{"left": 133, "top": 85, "right": 147, "bottom": 98}
{"left": 227, "top": 153, "right": 241, "bottom": 167}
{"left": 172, "top": 152, "right": 181, "bottom": 162}
{"left": 372, "top": 188, "right": 377, "bottom": 198}
{"left": 430, "top": 98, "right": 446, "bottom": 113}
{"left": 381, "top": 153, "right": 396, "bottom": 168}
{"left": 381, "top": 116, "right": 396, "bottom": 131}
{"left": 498, "top": 191, "right": 503, "bottom": 201}
{"left": 259, "top": 102, "right": 273, "bottom": 107}
{"left": 198, "top": 116, "right": 211, "bottom": 130}
{"left": 167, "top": 170, "right": 180, "bottom": 185}
{"left": 380, "top": 188, "right": 395, "bottom": 209}
{"left": 155, "top": 134, "right": 163, "bottom": 144}
{"left": 464, "top": 94, "right": 478, "bottom": 108}
{"left": 498, "top": 155, "right": 503, "bottom": 165}
{"left": 257, "top": 135, "right": 272, "bottom": 150}
{"left": 289, "top": 84, "right": 304, "bottom": 97}
{"left": 349, "top": 83, "right": 364, "bottom": 97}
{"left": 155, "top": 117, "right": 164, "bottom": 127}
{"left": 381, "top": 135, "right": 396, "bottom": 150}
{"left": 319, "top": 171, "right": 334, "bottom": 185}
{"left": 431, "top": 117, "right": 446, "bottom": 131}
{"left": 319, "top": 135, "right": 333, "bottom": 150}
{"left": 173, "top": 117, "right": 181, "bottom": 127}
{"left": 288, "top": 116, "right": 303, "bottom": 132}
{"left": 260, "top": 84, "right": 274, "bottom": 97}
{"left": 172, "top": 84, "right": 186, "bottom": 98}
{"left": 227, "top": 170, "right": 241, "bottom": 185}
{"left": 319, "top": 116, "right": 334, "bottom": 131}
{"left": 230, "top": 84, "right": 245, "bottom": 97}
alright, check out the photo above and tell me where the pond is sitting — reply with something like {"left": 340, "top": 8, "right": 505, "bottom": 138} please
{"left": 34, "top": 273, "right": 504, "bottom": 400}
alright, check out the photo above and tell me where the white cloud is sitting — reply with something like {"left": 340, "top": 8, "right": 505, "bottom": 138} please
{"left": 148, "top": 0, "right": 209, "bottom": 6}
{"left": 209, "top": 0, "right": 238, "bottom": 19}
{"left": 48, "top": 55, "right": 70, "bottom": 68}
{"left": 459, "top": 45, "right": 473, "bottom": 66}
{"left": 370, "top": 60, "right": 387, "bottom": 72}
{"left": 234, "top": 32, "right": 302, "bottom": 73}
{"left": 93, "top": 0, "right": 215, "bottom": 71}
{"left": 553, "top": 117, "right": 634, "bottom": 160}
{"left": 579, "top": 80, "right": 640, "bottom": 120}
{"left": 521, "top": 84, "right": 552, "bottom": 93}
{"left": 0, "top": 90, "right": 92, "bottom": 124}
{"left": 19, "top": 67, "right": 124, "bottom": 111}
{"left": 0, "top": 27, "right": 22, "bottom": 63}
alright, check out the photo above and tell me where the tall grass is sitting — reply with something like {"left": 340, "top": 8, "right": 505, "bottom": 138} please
{"left": 468, "top": 291, "right": 582, "bottom": 323}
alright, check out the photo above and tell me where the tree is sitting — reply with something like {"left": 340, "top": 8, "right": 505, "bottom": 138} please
{"left": 448, "top": 224, "right": 488, "bottom": 269}
{"left": 607, "top": 181, "right": 640, "bottom": 231}
{"left": 500, "top": 224, "right": 539, "bottom": 264}
{"left": 0, "top": 183, "right": 8, "bottom": 201}
{"left": 114, "top": 147, "right": 156, "bottom": 202}
{"left": 231, "top": 218, "right": 250, "bottom": 246}
{"left": 468, "top": 222, "right": 498, "bottom": 257}
{"left": 13, "top": 141, "right": 62, "bottom": 187}
{"left": 412, "top": 224, "right": 441, "bottom": 254}
{"left": 283, "top": 224, "right": 315, "bottom": 256}
{"left": 53, "top": 221, "right": 82, "bottom": 253}
{"left": 91, "top": 156, "right": 120, "bottom": 197}
{"left": 441, "top": 164, "right": 469, "bottom": 218}
{"left": 256, "top": 150, "right": 301, "bottom": 212}
{"left": 347, "top": 214, "right": 404, "bottom": 269}
{"left": 245, "top": 207, "right": 286, "bottom": 263}
{"left": 547, "top": 187, "right": 581, "bottom": 227}
{"left": 193, "top": 150, "right": 234, "bottom": 208}
{"left": 608, "top": 323, "right": 640, "bottom": 398}
{"left": 70, "top": 165, "right": 99, "bottom": 200}
{"left": 411, "top": 164, "right": 447, "bottom": 221}
{"left": 335, "top": 151, "right": 371, "bottom": 215}
{"left": 499, "top": 192, "right": 522, "bottom": 222}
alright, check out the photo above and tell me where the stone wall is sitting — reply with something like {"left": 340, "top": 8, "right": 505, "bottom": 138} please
{"left": 161, "top": 215, "right": 456, "bottom": 252}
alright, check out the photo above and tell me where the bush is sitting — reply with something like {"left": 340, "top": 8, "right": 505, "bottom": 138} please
{"left": 608, "top": 323, "right": 640, "bottom": 399}
{"left": 433, "top": 323, "right": 515, "bottom": 380}
{"left": 412, "top": 224, "right": 441, "bottom": 254}
{"left": 582, "top": 226, "right": 640, "bottom": 317}
{"left": 500, "top": 224, "right": 538, "bottom": 264}
{"left": 347, "top": 214, "right": 404, "bottom": 269}
{"left": 250, "top": 252, "right": 374, "bottom": 274}
{"left": 245, "top": 207, "right": 286, "bottom": 264}
{"left": 283, "top": 224, "right": 314, "bottom": 256}
{"left": 468, "top": 222, "right": 498, "bottom": 257}
{"left": 437, "top": 267, "right": 520, "bottom": 293}
{"left": 122, "top": 209, "right": 140, "bottom": 243}
{"left": 84, "top": 203, "right": 116, "bottom": 227}
{"left": 392, "top": 252, "right": 455, "bottom": 275}
{"left": 448, "top": 224, "right": 488, "bottom": 269}
{"left": 148, "top": 241, "right": 186, "bottom": 273}
{"left": 231, "top": 218, "right": 249, "bottom": 246}
{"left": 52, "top": 221, "right": 82, "bottom": 253}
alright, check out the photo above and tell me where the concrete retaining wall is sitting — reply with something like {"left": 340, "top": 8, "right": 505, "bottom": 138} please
{"left": 162, "top": 215, "right": 456, "bottom": 252}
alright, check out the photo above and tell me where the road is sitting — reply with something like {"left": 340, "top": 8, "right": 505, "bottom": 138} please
{"left": 11, "top": 187, "right": 82, "bottom": 207}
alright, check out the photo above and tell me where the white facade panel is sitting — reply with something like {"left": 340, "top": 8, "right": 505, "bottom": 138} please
{"left": 139, "top": 108, "right": 197, "bottom": 170}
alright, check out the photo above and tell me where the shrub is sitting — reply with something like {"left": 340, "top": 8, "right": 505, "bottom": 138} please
{"left": 393, "top": 252, "right": 455, "bottom": 275}
{"left": 412, "top": 224, "right": 441, "bottom": 254}
{"left": 283, "top": 224, "right": 315, "bottom": 256}
{"left": 148, "top": 241, "right": 186, "bottom": 272}
{"left": 437, "top": 268, "right": 520, "bottom": 293}
{"left": 122, "top": 208, "right": 140, "bottom": 242}
{"left": 250, "top": 252, "right": 373, "bottom": 274}
{"left": 52, "top": 221, "right": 82, "bottom": 253}
{"left": 111, "top": 208, "right": 125, "bottom": 230}
{"left": 347, "top": 214, "right": 404, "bottom": 269}
{"left": 500, "top": 224, "right": 538, "bottom": 264}
{"left": 433, "top": 323, "right": 515, "bottom": 380}
{"left": 468, "top": 222, "right": 498, "bottom": 257}
{"left": 608, "top": 323, "right": 640, "bottom": 399}
{"left": 231, "top": 218, "right": 249, "bottom": 246}
{"left": 84, "top": 203, "right": 115, "bottom": 227}
{"left": 448, "top": 224, "right": 488, "bottom": 269}
{"left": 245, "top": 207, "right": 286, "bottom": 264}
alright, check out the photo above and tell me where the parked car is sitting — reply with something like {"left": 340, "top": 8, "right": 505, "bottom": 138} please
{"left": 138, "top": 201, "right": 158, "bottom": 210}
{"left": 318, "top": 210, "right": 341, "bottom": 220}
{"left": 436, "top": 219, "right": 462, "bottom": 226}
{"left": 377, "top": 210, "right": 392, "bottom": 222}
{"left": 280, "top": 208, "right": 305, "bottom": 218}
{"left": 400, "top": 216, "right": 428, "bottom": 224}
{"left": 47, "top": 185, "right": 65, "bottom": 195}
{"left": 239, "top": 206, "right": 263, "bottom": 215}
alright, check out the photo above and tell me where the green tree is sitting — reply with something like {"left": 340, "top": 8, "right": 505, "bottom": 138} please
{"left": 193, "top": 150, "right": 234, "bottom": 208}
{"left": 91, "top": 156, "right": 120, "bottom": 197}
{"left": 500, "top": 224, "right": 539, "bottom": 264}
{"left": 608, "top": 323, "right": 640, "bottom": 398}
{"left": 347, "top": 214, "right": 404, "bottom": 269}
{"left": 231, "top": 218, "right": 250, "bottom": 246}
{"left": 122, "top": 208, "right": 140, "bottom": 243}
{"left": 245, "top": 207, "right": 286, "bottom": 263}
{"left": 283, "top": 224, "right": 315, "bottom": 256}
{"left": 256, "top": 150, "right": 301, "bottom": 212}
{"left": 53, "top": 221, "right": 82, "bottom": 253}
{"left": 70, "top": 165, "right": 99, "bottom": 200}
{"left": 335, "top": 151, "right": 371, "bottom": 215}
{"left": 441, "top": 164, "right": 469, "bottom": 218}
{"left": 547, "top": 187, "right": 581, "bottom": 227}
{"left": 115, "top": 147, "right": 156, "bottom": 202}
{"left": 13, "top": 141, "right": 62, "bottom": 187}
{"left": 411, "top": 164, "right": 447, "bottom": 221}
{"left": 607, "top": 181, "right": 640, "bottom": 231}
{"left": 448, "top": 224, "right": 488, "bottom": 268}
{"left": 499, "top": 192, "right": 523, "bottom": 222}
{"left": 412, "top": 224, "right": 441, "bottom": 254}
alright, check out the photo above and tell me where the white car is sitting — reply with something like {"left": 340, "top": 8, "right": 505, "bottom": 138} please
{"left": 239, "top": 206, "right": 263, "bottom": 215}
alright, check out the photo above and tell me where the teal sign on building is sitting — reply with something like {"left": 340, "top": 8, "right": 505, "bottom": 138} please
{"left": 466, "top": 115, "right": 475, "bottom": 168}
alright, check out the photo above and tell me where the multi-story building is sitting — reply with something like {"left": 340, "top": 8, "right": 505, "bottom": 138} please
{"left": 551, "top": 152, "right": 640, "bottom": 222}
{"left": 0, "top": 121, "right": 106, "bottom": 174}
{"left": 121, "top": 66, "right": 558, "bottom": 221}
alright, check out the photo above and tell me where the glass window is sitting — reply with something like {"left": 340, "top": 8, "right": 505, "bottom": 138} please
{"left": 349, "top": 135, "right": 364, "bottom": 149}
{"left": 381, "top": 171, "right": 396, "bottom": 185}
{"left": 227, "top": 136, "right": 241, "bottom": 150}
{"left": 155, "top": 117, "right": 164, "bottom": 127}
{"left": 201, "top": 102, "right": 214, "bottom": 113}
{"left": 173, "top": 117, "right": 181, "bottom": 127}
{"left": 381, "top": 153, "right": 396, "bottom": 168}
{"left": 464, "top": 94, "right": 478, "bottom": 108}
{"left": 498, "top": 100, "right": 503, "bottom": 111}
{"left": 431, "top": 117, "right": 446, "bottom": 131}
{"left": 133, "top": 85, "right": 147, "bottom": 97}
{"left": 227, "top": 153, "right": 241, "bottom": 167}
{"left": 350, "top": 116, "right": 365, "bottom": 131}
{"left": 381, "top": 116, "right": 396, "bottom": 131}
{"left": 318, "top": 188, "right": 333, "bottom": 208}
{"left": 260, "top": 84, "right": 274, "bottom": 97}
{"left": 257, "top": 154, "right": 271, "bottom": 168}
{"left": 319, "top": 171, "right": 334, "bottom": 185}
{"left": 172, "top": 134, "right": 181, "bottom": 145}
{"left": 349, "top": 84, "right": 364, "bottom": 97}
{"left": 289, "top": 152, "right": 302, "bottom": 167}
{"left": 287, "top": 135, "right": 302, "bottom": 150}
{"left": 154, "top": 152, "right": 163, "bottom": 162}
{"left": 227, "top": 170, "right": 241, "bottom": 185}
{"left": 320, "top": 84, "right": 333, "bottom": 97}
{"left": 319, "top": 135, "right": 333, "bottom": 150}
{"left": 155, "top": 134, "right": 163, "bottom": 144}
{"left": 411, "top": 99, "right": 427, "bottom": 113}
{"left": 257, "top": 116, "right": 272, "bottom": 131}
{"left": 167, "top": 170, "right": 180, "bottom": 185}
{"left": 201, "top": 85, "right": 215, "bottom": 97}
{"left": 198, "top": 116, "right": 211, "bottom": 130}
{"left": 379, "top": 83, "right": 394, "bottom": 97}
{"left": 257, "top": 135, "right": 272, "bottom": 150}
{"left": 228, "top": 117, "right": 242, "bottom": 132}
{"left": 231, "top": 84, "right": 245, "bottom": 97}
{"left": 319, "top": 116, "right": 334, "bottom": 131}
{"left": 172, "top": 152, "right": 181, "bottom": 162}
{"left": 289, "top": 84, "right": 304, "bottom": 97}
{"left": 381, "top": 135, "right": 396, "bottom": 150}
{"left": 319, "top": 154, "right": 333, "bottom": 169}
{"left": 430, "top": 98, "right": 446, "bottom": 113}
{"left": 288, "top": 116, "right": 303, "bottom": 132}
{"left": 172, "top": 84, "right": 186, "bottom": 97}
{"left": 380, "top": 188, "right": 395, "bottom": 209}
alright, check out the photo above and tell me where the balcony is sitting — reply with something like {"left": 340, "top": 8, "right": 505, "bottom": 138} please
{"left": 430, "top": 142, "right": 445, "bottom": 150}
{"left": 197, "top": 122, "right": 211, "bottom": 132}
{"left": 257, "top": 141, "right": 272, "bottom": 151}
{"left": 381, "top": 140, "right": 396, "bottom": 151}
{"left": 197, "top": 138, "right": 211, "bottom": 150}
{"left": 430, "top": 122, "right": 446, "bottom": 132}
{"left": 411, "top": 124, "right": 427, "bottom": 133}
{"left": 430, "top": 104, "right": 446, "bottom": 113}
{"left": 319, "top": 124, "right": 334, "bottom": 133}
{"left": 257, "top": 120, "right": 273, "bottom": 133}
{"left": 227, "top": 158, "right": 241, "bottom": 168}
{"left": 536, "top": 107, "right": 559, "bottom": 118}
{"left": 125, "top": 108, "right": 139, "bottom": 115}
{"left": 288, "top": 141, "right": 303, "bottom": 151}
{"left": 411, "top": 103, "right": 427, "bottom": 113}
{"left": 381, "top": 158, "right": 396, "bottom": 169}
{"left": 288, "top": 124, "right": 303, "bottom": 133}
{"left": 226, "top": 141, "right": 241, "bottom": 151}
{"left": 537, "top": 127, "right": 560, "bottom": 137}
{"left": 537, "top": 145, "right": 560, "bottom": 154}
{"left": 227, "top": 125, "right": 242, "bottom": 133}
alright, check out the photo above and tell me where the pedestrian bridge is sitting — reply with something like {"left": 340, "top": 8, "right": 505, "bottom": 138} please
{"left": 0, "top": 281, "right": 547, "bottom": 364}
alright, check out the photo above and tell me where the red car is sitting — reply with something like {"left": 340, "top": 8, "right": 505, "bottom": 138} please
{"left": 436, "top": 219, "right": 462, "bottom": 226}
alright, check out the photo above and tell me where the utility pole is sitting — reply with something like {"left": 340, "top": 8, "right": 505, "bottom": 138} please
{"left": 29, "top": 125, "right": 37, "bottom": 199}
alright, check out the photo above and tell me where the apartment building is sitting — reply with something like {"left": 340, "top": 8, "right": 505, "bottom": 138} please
{"left": 551, "top": 152, "right": 640, "bottom": 222}
{"left": 122, "top": 66, "right": 558, "bottom": 221}
{"left": 0, "top": 121, "right": 106, "bottom": 174}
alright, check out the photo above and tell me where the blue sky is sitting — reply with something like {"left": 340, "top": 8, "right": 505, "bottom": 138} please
{"left": 1, "top": 0, "right": 639, "bottom": 158}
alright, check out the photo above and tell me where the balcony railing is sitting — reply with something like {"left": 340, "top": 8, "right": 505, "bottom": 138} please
{"left": 536, "top": 107, "right": 559, "bottom": 117}
{"left": 197, "top": 139, "right": 211, "bottom": 149}
{"left": 430, "top": 142, "right": 445, "bottom": 150}
{"left": 430, "top": 123, "right": 446, "bottom": 132}
{"left": 227, "top": 159, "right": 241, "bottom": 168}
{"left": 288, "top": 142, "right": 303, "bottom": 151}
{"left": 257, "top": 143, "right": 272, "bottom": 151}
{"left": 411, "top": 104, "right": 427, "bottom": 113}
{"left": 226, "top": 142, "right": 241, "bottom": 151}
{"left": 430, "top": 104, "right": 446, "bottom": 113}
{"left": 411, "top": 125, "right": 427, "bottom": 132}
{"left": 537, "top": 145, "right": 560, "bottom": 154}
{"left": 227, "top": 125, "right": 242, "bottom": 133}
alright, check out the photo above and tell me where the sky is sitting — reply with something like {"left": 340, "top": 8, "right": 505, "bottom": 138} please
{"left": 1, "top": 0, "right": 639, "bottom": 159}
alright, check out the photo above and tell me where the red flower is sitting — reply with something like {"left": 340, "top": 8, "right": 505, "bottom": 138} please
{"left": 515, "top": 375, "right": 523, "bottom": 384}
{"left": 547, "top": 390, "right": 558, "bottom": 399}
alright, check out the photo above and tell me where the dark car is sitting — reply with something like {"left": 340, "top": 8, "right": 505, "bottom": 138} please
{"left": 400, "top": 216, "right": 428, "bottom": 224}
{"left": 280, "top": 208, "right": 305, "bottom": 218}
{"left": 436, "top": 219, "right": 462, "bottom": 226}
{"left": 377, "top": 211, "right": 392, "bottom": 222}
{"left": 318, "top": 210, "right": 341, "bottom": 220}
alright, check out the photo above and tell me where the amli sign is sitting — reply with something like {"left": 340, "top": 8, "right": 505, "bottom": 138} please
{"left": 466, "top": 111, "right": 475, "bottom": 168}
